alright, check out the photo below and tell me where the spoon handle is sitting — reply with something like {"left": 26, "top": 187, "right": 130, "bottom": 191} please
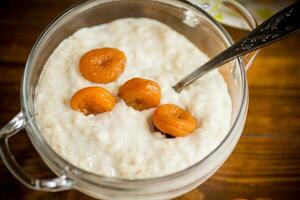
{"left": 173, "top": 1, "right": 300, "bottom": 92}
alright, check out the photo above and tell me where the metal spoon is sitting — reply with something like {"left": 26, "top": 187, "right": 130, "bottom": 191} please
{"left": 173, "top": 1, "right": 300, "bottom": 92}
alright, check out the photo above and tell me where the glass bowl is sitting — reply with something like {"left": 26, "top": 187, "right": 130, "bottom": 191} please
{"left": 0, "top": 0, "right": 257, "bottom": 199}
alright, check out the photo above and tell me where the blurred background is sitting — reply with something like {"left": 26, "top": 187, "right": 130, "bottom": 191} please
{"left": 0, "top": 0, "right": 299, "bottom": 199}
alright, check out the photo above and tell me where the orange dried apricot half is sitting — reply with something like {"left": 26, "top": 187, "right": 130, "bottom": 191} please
{"left": 118, "top": 78, "right": 161, "bottom": 111}
{"left": 152, "top": 104, "right": 197, "bottom": 137}
{"left": 70, "top": 86, "right": 115, "bottom": 115}
{"left": 79, "top": 48, "right": 126, "bottom": 83}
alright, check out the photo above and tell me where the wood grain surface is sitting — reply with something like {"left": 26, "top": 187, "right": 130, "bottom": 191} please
{"left": 0, "top": 1, "right": 300, "bottom": 199}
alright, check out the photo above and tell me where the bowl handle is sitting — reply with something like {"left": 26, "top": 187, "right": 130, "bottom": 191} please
{"left": 221, "top": 0, "right": 259, "bottom": 71}
{"left": 0, "top": 112, "right": 73, "bottom": 191}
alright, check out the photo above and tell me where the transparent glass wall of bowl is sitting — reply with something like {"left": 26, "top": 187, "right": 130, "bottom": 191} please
{"left": 0, "top": 0, "right": 257, "bottom": 199}
{"left": 220, "top": 0, "right": 259, "bottom": 70}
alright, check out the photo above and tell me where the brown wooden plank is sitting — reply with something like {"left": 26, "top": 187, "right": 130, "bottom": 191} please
{"left": 0, "top": 0, "right": 299, "bottom": 199}
{"left": 245, "top": 87, "right": 300, "bottom": 134}
{"left": 248, "top": 58, "right": 300, "bottom": 88}
{"left": 0, "top": 63, "right": 24, "bottom": 83}
{"left": 1, "top": 133, "right": 300, "bottom": 200}
{"left": 2, "top": 63, "right": 300, "bottom": 134}
{"left": 195, "top": 134, "right": 300, "bottom": 200}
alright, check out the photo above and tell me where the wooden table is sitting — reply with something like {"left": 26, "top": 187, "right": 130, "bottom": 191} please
{"left": 1, "top": 1, "right": 300, "bottom": 199}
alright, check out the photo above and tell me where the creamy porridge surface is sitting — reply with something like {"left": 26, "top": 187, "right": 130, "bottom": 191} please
{"left": 35, "top": 18, "right": 232, "bottom": 179}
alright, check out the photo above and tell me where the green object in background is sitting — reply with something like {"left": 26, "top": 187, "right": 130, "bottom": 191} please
{"left": 214, "top": 13, "right": 223, "bottom": 21}
{"left": 188, "top": 0, "right": 295, "bottom": 30}
{"left": 257, "top": 8, "right": 275, "bottom": 20}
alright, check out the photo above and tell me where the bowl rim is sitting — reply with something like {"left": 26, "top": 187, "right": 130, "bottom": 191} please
{"left": 21, "top": 0, "right": 247, "bottom": 187}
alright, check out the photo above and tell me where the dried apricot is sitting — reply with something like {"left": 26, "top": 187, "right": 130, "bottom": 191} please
{"left": 118, "top": 78, "right": 161, "bottom": 111}
{"left": 79, "top": 48, "right": 126, "bottom": 83}
{"left": 70, "top": 86, "right": 115, "bottom": 115}
{"left": 152, "top": 104, "right": 197, "bottom": 137}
